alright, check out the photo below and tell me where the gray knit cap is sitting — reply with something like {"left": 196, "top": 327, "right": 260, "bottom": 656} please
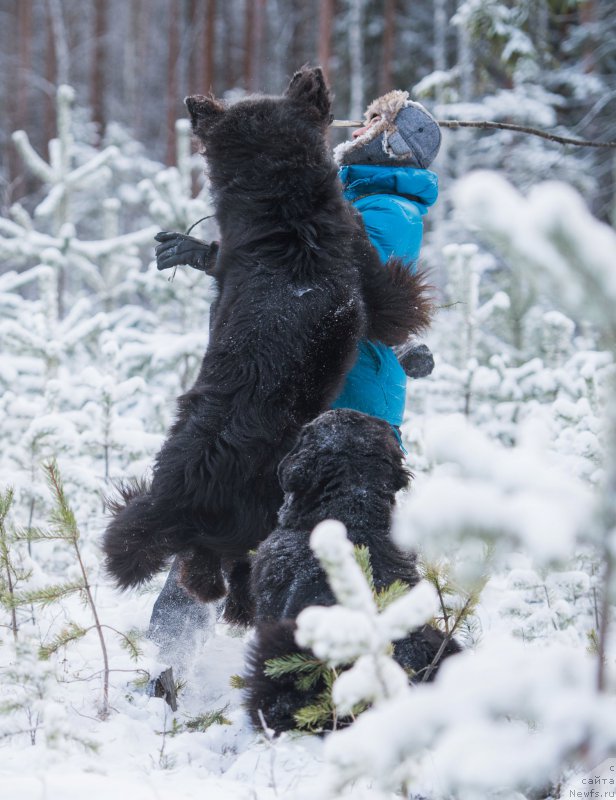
{"left": 334, "top": 91, "right": 441, "bottom": 168}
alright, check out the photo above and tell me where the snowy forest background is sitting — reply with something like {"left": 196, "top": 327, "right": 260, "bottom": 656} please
{"left": 1, "top": 1, "right": 616, "bottom": 798}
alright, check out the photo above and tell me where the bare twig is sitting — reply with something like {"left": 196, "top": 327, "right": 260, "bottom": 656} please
{"left": 421, "top": 595, "right": 474, "bottom": 683}
{"left": 331, "top": 118, "right": 616, "bottom": 148}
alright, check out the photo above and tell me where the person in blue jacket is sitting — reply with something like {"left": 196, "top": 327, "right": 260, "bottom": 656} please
{"left": 330, "top": 90, "right": 440, "bottom": 437}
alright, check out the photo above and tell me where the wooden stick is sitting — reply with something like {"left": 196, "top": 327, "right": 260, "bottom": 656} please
{"left": 330, "top": 118, "right": 616, "bottom": 148}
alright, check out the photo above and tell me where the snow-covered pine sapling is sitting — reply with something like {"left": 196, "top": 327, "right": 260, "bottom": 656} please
{"left": 0, "top": 488, "right": 32, "bottom": 640}
{"left": 264, "top": 544, "right": 412, "bottom": 733}
{"left": 9, "top": 461, "right": 141, "bottom": 717}
{"left": 9, "top": 461, "right": 111, "bottom": 716}
{"left": 294, "top": 522, "right": 440, "bottom": 726}
{"left": 420, "top": 557, "right": 486, "bottom": 665}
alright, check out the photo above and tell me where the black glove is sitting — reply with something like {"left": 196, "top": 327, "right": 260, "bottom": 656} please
{"left": 154, "top": 231, "right": 219, "bottom": 274}
{"left": 396, "top": 343, "right": 435, "bottom": 379}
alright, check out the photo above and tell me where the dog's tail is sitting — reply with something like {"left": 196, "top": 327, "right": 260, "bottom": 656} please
{"left": 244, "top": 621, "right": 324, "bottom": 735}
{"left": 103, "top": 479, "right": 175, "bottom": 590}
{"left": 363, "top": 258, "right": 434, "bottom": 346}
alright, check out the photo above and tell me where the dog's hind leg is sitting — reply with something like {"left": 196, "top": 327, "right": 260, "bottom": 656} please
{"left": 178, "top": 545, "right": 226, "bottom": 603}
{"left": 221, "top": 556, "right": 255, "bottom": 626}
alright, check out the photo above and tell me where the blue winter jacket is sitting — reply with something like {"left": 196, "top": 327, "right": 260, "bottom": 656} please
{"left": 330, "top": 164, "right": 438, "bottom": 428}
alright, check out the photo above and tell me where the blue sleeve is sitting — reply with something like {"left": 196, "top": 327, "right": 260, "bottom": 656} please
{"left": 355, "top": 195, "right": 426, "bottom": 268}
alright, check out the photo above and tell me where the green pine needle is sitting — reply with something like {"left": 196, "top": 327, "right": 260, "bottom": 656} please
{"left": 376, "top": 579, "right": 410, "bottom": 611}
{"left": 229, "top": 674, "right": 247, "bottom": 690}
{"left": 294, "top": 689, "right": 334, "bottom": 732}
{"left": 9, "top": 579, "right": 85, "bottom": 609}
{"left": 183, "top": 706, "right": 232, "bottom": 731}
{"left": 118, "top": 629, "right": 143, "bottom": 662}
{"left": 0, "top": 488, "right": 15, "bottom": 523}
{"left": 42, "top": 460, "right": 79, "bottom": 543}
{"left": 12, "top": 525, "right": 65, "bottom": 543}
{"left": 264, "top": 652, "right": 325, "bottom": 679}
{"left": 353, "top": 544, "right": 376, "bottom": 594}
{"left": 39, "top": 622, "right": 89, "bottom": 659}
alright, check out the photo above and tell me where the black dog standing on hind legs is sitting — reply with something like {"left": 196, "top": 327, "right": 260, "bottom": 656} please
{"left": 245, "top": 409, "right": 461, "bottom": 734}
{"left": 102, "top": 67, "right": 433, "bottom": 629}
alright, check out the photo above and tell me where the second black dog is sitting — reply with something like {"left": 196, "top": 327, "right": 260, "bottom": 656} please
{"left": 245, "top": 409, "right": 460, "bottom": 733}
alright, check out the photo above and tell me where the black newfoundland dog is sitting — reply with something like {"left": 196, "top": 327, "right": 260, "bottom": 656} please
{"left": 245, "top": 409, "right": 461, "bottom": 733}
{"left": 103, "top": 67, "right": 432, "bottom": 618}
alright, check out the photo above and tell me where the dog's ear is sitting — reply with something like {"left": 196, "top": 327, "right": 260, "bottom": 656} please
{"left": 285, "top": 67, "right": 331, "bottom": 124}
{"left": 277, "top": 439, "right": 312, "bottom": 494}
{"left": 185, "top": 94, "right": 225, "bottom": 136}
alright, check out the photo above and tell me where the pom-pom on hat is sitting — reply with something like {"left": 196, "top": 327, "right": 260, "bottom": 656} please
{"left": 334, "top": 90, "right": 441, "bottom": 168}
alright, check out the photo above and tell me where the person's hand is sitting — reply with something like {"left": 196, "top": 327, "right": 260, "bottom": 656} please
{"left": 396, "top": 342, "right": 435, "bottom": 379}
{"left": 154, "top": 231, "right": 217, "bottom": 273}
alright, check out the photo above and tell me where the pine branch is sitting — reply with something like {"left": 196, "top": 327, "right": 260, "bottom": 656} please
{"left": 0, "top": 488, "right": 19, "bottom": 639}
{"left": 9, "top": 580, "right": 85, "bottom": 608}
{"left": 12, "top": 525, "right": 67, "bottom": 543}
{"left": 376, "top": 580, "right": 409, "bottom": 611}
{"left": 353, "top": 544, "right": 376, "bottom": 595}
{"left": 182, "top": 707, "right": 232, "bottom": 731}
{"left": 43, "top": 461, "right": 79, "bottom": 543}
{"left": 264, "top": 652, "right": 325, "bottom": 679}
{"left": 294, "top": 688, "right": 334, "bottom": 732}
{"left": 39, "top": 622, "right": 90, "bottom": 659}
{"left": 101, "top": 625, "right": 143, "bottom": 662}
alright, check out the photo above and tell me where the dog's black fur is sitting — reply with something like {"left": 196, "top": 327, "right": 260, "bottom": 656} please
{"left": 245, "top": 409, "right": 460, "bottom": 733}
{"left": 102, "top": 68, "right": 432, "bottom": 617}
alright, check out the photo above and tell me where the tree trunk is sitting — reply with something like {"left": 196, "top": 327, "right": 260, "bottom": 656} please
{"left": 44, "top": 3, "right": 57, "bottom": 151}
{"left": 455, "top": 0, "right": 473, "bottom": 178}
{"left": 318, "top": 0, "right": 335, "bottom": 83}
{"left": 579, "top": 0, "right": 596, "bottom": 74}
{"left": 17, "top": 0, "right": 32, "bottom": 135}
{"left": 379, "top": 0, "right": 395, "bottom": 94}
{"left": 253, "top": 0, "right": 266, "bottom": 90}
{"left": 434, "top": 0, "right": 447, "bottom": 78}
{"left": 166, "top": 0, "right": 181, "bottom": 165}
{"left": 91, "top": 0, "right": 107, "bottom": 137}
{"left": 348, "top": 0, "right": 365, "bottom": 119}
{"left": 243, "top": 0, "right": 256, "bottom": 90}
{"left": 204, "top": 0, "right": 217, "bottom": 92}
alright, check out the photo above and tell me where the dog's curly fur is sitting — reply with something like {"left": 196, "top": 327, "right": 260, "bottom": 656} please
{"left": 102, "top": 67, "right": 433, "bottom": 614}
{"left": 245, "top": 409, "right": 460, "bottom": 733}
